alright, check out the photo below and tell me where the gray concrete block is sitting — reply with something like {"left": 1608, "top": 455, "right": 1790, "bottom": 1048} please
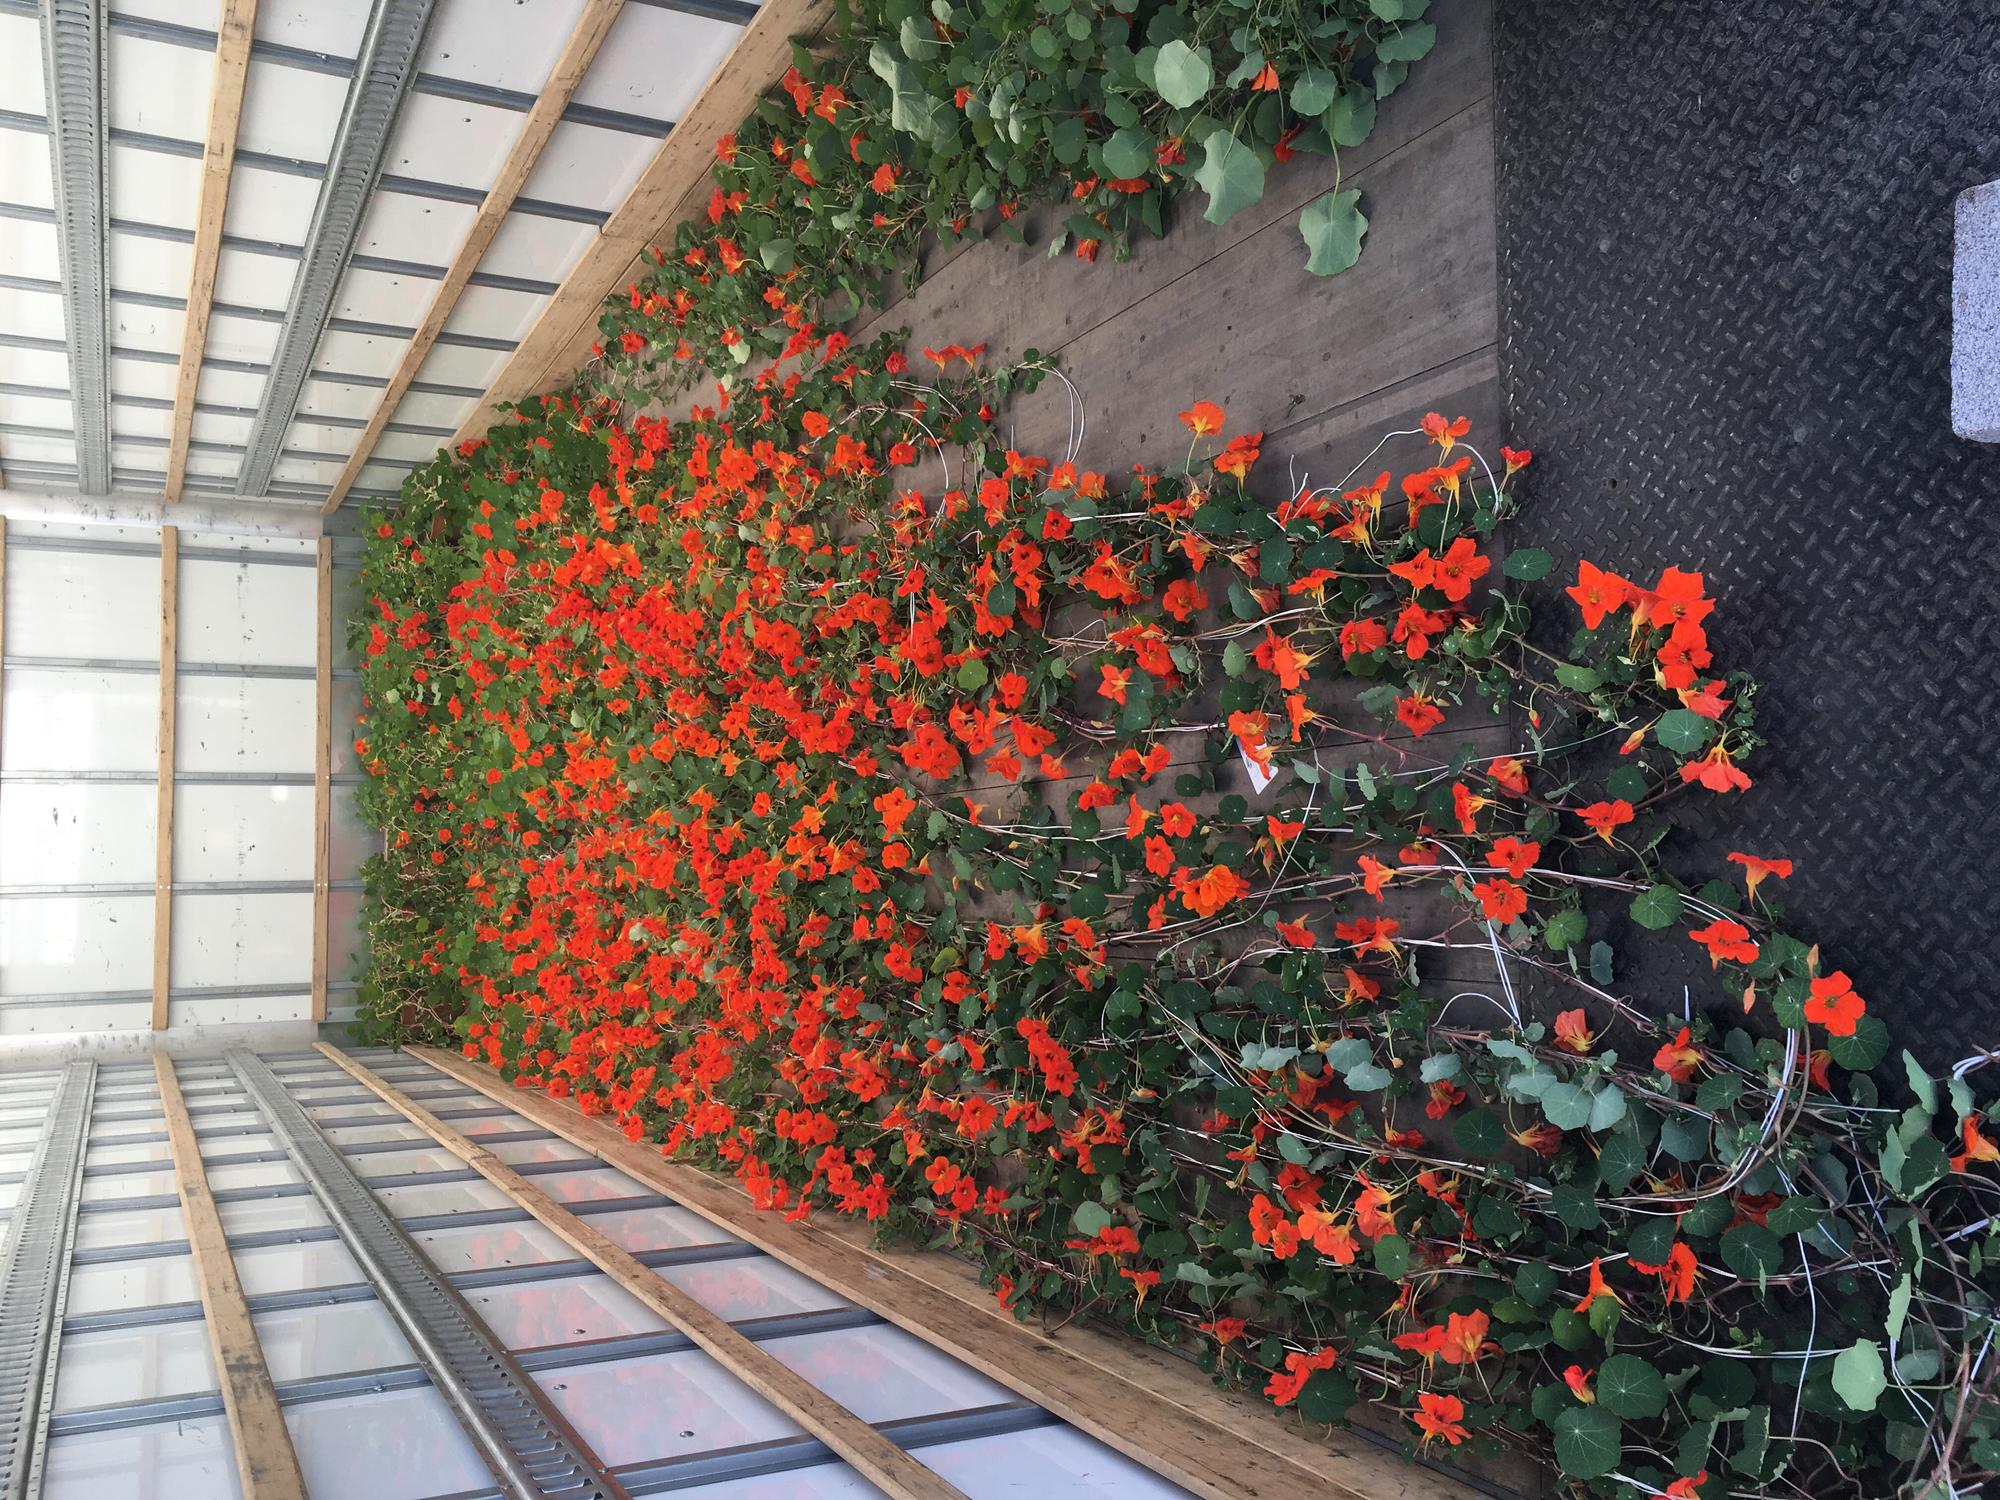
{"left": 1955, "top": 178, "right": 2000, "bottom": 442}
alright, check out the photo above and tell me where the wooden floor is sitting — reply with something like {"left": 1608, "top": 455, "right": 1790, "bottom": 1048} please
{"left": 854, "top": 0, "right": 1498, "bottom": 494}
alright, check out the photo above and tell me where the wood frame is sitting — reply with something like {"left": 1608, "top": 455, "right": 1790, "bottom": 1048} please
{"left": 314, "top": 1045, "right": 968, "bottom": 1500}
{"left": 319, "top": 0, "right": 627, "bottom": 515}
{"left": 151, "top": 525, "right": 178, "bottom": 1031}
{"left": 444, "top": 0, "right": 833, "bottom": 450}
{"left": 409, "top": 1046, "right": 1470, "bottom": 1500}
{"left": 310, "top": 537, "right": 333, "bottom": 1019}
{"left": 165, "top": 0, "right": 259, "bottom": 503}
{"left": 155, "top": 1054, "right": 310, "bottom": 1498}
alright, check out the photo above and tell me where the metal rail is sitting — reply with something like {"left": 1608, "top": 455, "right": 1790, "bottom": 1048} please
{"left": 226, "top": 1050, "right": 628, "bottom": 1500}
{"left": 0, "top": 1060, "right": 96, "bottom": 1498}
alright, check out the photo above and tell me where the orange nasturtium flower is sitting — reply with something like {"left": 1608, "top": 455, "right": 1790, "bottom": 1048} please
{"left": 1688, "top": 917, "right": 1759, "bottom": 967}
{"left": 1419, "top": 411, "right": 1471, "bottom": 452}
{"left": 1654, "top": 1026, "right": 1703, "bottom": 1083}
{"left": 1726, "top": 850, "right": 1793, "bottom": 896}
{"left": 1951, "top": 1116, "right": 2000, "bottom": 1174}
{"left": 1631, "top": 1240, "right": 1700, "bottom": 1305}
{"left": 1553, "top": 1009, "right": 1595, "bottom": 1054}
{"left": 1802, "top": 970, "right": 1866, "bottom": 1037}
{"left": 1576, "top": 799, "right": 1634, "bottom": 844}
{"left": 1178, "top": 400, "right": 1225, "bottom": 437}
{"left": 1573, "top": 1257, "right": 1621, "bottom": 1316}
{"left": 1566, "top": 560, "right": 1631, "bottom": 630}
{"left": 1411, "top": 1391, "right": 1469, "bottom": 1446}
{"left": 1563, "top": 1365, "right": 1596, "bottom": 1403}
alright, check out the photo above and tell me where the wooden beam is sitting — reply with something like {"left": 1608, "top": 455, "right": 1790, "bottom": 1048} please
{"left": 310, "top": 537, "right": 332, "bottom": 1020}
{"left": 155, "top": 1054, "right": 311, "bottom": 1498}
{"left": 445, "top": 0, "right": 833, "bottom": 450}
{"left": 165, "top": 0, "right": 259, "bottom": 503}
{"left": 409, "top": 1047, "right": 1470, "bottom": 1500}
{"left": 314, "top": 1045, "right": 968, "bottom": 1500}
{"left": 152, "top": 525, "right": 178, "bottom": 1031}
{"left": 319, "top": 0, "right": 627, "bottom": 515}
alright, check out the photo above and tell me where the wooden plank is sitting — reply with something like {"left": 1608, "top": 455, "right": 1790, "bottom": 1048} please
{"left": 410, "top": 1046, "right": 1473, "bottom": 1500}
{"left": 319, "top": 0, "right": 626, "bottom": 516}
{"left": 165, "top": 0, "right": 259, "bottom": 503}
{"left": 446, "top": 0, "right": 834, "bottom": 448}
{"left": 152, "top": 525, "right": 178, "bottom": 1031}
{"left": 310, "top": 536, "right": 333, "bottom": 1020}
{"left": 155, "top": 1054, "right": 310, "bottom": 1498}
{"left": 315, "top": 1044, "right": 970, "bottom": 1500}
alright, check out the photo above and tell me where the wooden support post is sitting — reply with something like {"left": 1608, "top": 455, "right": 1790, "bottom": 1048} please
{"left": 166, "top": 0, "right": 259, "bottom": 502}
{"left": 410, "top": 1046, "right": 1467, "bottom": 1500}
{"left": 155, "top": 1054, "right": 310, "bottom": 1498}
{"left": 310, "top": 537, "right": 333, "bottom": 1021}
{"left": 152, "top": 525, "right": 178, "bottom": 1031}
{"left": 315, "top": 1045, "right": 968, "bottom": 1500}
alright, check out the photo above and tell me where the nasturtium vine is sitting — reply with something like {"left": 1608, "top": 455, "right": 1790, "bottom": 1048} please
{"left": 345, "top": 2, "right": 2000, "bottom": 1495}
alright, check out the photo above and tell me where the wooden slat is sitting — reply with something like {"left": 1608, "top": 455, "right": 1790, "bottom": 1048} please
{"left": 310, "top": 537, "right": 333, "bottom": 1019}
{"left": 319, "top": 0, "right": 626, "bottom": 515}
{"left": 445, "top": 0, "right": 833, "bottom": 450}
{"left": 165, "top": 0, "right": 260, "bottom": 503}
{"left": 316, "top": 1044, "right": 969, "bottom": 1500}
{"left": 152, "top": 525, "right": 178, "bottom": 1031}
{"left": 155, "top": 1054, "right": 310, "bottom": 1498}
{"left": 409, "top": 1047, "right": 1471, "bottom": 1500}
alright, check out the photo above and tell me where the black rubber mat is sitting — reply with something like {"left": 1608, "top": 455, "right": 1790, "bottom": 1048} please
{"left": 1494, "top": 1, "right": 2000, "bottom": 1066}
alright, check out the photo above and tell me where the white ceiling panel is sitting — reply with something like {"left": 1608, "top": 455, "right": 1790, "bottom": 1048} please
{"left": 519, "top": 122, "right": 655, "bottom": 217}
{"left": 357, "top": 460, "right": 417, "bottom": 493}
{"left": 0, "top": 346, "right": 70, "bottom": 393}
{"left": 107, "top": 142, "right": 202, "bottom": 231}
{"left": 0, "top": 16, "right": 47, "bottom": 118}
{"left": 352, "top": 193, "right": 479, "bottom": 267}
{"left": 475, "top": 212, "right": 594, "bottom": 284}
{"left": 382, "top": 94, "right": 523, "bottom": 194}
{"left": 0, "top": 286, "right": 68, "bottom": 342}
{"left": 109, "top": 441, "right": 167, "bottom": 474}
{"left": 0, "top": 126, "right": 55, "bottom": 214}
{"left": 190, "top": 410, "right": 255, "bottom": 447}
{"left": 108, "top": 296, "right": 182, "bottom": 354}
{"left": 177, "top": 447, "right": 241, "bottom": 479}
{"left": 255, "top": 0, "right": 374, "bottom": 61}
{"left": 333, "top": 265, "right": 437, "bottom": 328}
{"left": 576, "top": 7, "right": 742, "bottom": 125}
{"left": 113, "top": 0, "right": 220, "bottom": 25}
{"left": 0, "top": 221, "right": 61, "bottom": 282}
{"left": 6, "top": 434, "right": 79, "bottom": 468}
{"left": 236, "top": 61, "right": 348, "bottom": 167}
{"left": 195, "top": 366, "right": 269, "bottom": 409}
{"left": 108, "top": 34, "right": 217, "bottom": 142}
{"left": 443, "top": 284, "right": 545, "bottom": 344}
{"left": 372, "top": 430, "right": 447, "bottom": 464}
{"left": 111, "top": 403, "right": 173, "bottom": 441}
{"left": 295, "top": 379, "right": 383, "bottom": 423}
{"left": 270, "top": 455, "right": 344, "bottom": 487}
{"left": 388, "top": 389, "right": 477, "bottom": 430}
{"left": 420, "top": 0, "right": 588, "bottom": 95}
{"left": 0, "top": 393, "right": 73, "bottom": 429}
{"left": 222, "top": 164, "right": 324, "bottom": 250}
{"left": 111, "top": 353, "right": 175, "bottom": 401}
{"left": 215, "top": 247, "right": 301, "bottom": 313}
{"left": 110, "top": 231, "right": 195, "bottom": 302}
{"left": 410, "top": 341, "right": 507, "bottom": 390}
{"left": 206, "top": 309, "right": 284, "bottom": 366}
{"left": 312, "top": 328, "right": 407, "bottom": 381}
{"left": 285, "top": 419, "right": 362, "bottom": 459}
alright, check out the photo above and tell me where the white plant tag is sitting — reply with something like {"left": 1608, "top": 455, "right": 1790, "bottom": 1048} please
{"left": 1240, "top": 742, "right": 1278, "bottom": 796}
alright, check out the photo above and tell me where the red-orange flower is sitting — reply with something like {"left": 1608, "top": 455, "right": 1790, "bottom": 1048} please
{"left": 1576, "top": 799, "right": 1633, "bottom": 844}
{"left": 1688, "top": 918, "right": 1758, "bottom": 967}
{"left": 1178, "top": 401, "right": 1225, "bottom": 437}
{"left": 1567, "top": 560, "right": 1630, "bottom": 630}
{"left": 1653, "top": 1025, "right": 1703, "bottom": 1082}
{"left": 1803, "top": 971, "right": 1865, "bottom": 1037}
{"left": 1411, "top": 1391, "right": 1468, "bottom": 1446}
{"left": 1727, "top": 851, "right": 1793, "bottom": 895}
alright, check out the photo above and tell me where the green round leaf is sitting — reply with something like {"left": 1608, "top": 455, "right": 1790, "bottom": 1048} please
{"left": 1720, "top": 1222, "right": 1784, "bottom": 1280}
{"left": 1290, "top": 66, "right": 1341, "bottom": 117}
{"left": 1326, "top": 89, "right": 1376, "bottom": 147}
{"left": 1298, "top": 187, "right": 1366, "bottom": 276}
{"left": 1552, "top": 1406, "right": 1622, "bottom": 1479}
{"left": 1071, "top": 1200, "right": 1112, "bottom": 1236}
{"left": 1654, "top": 708, "right": 1718, "bottom": 755}
{"left": 1629, "top": 885, "right": 1684, "bottom": 931}
{"left": 1502, "top": 547, "right": 1553, "bottom": 581}
{"left": 1828, "top": 1013, "right": 1889, "bottom": 1071}
{"left": 1832, "top": 1338, "right": 1887, "bottom": 1412}
{"left": 1596, "top": 1353, "right": 1667, "bottom": 1419}
{"left": 1102, "top": 127, "right": 1155, "bottom": 180}
{"left": 1152, "top": 40, "right": 1213, "bottom": 109}
{"left": 1194, "top": 131, "right": 1267, "bottom": 226}
{"left": 1454, "top": 1108, "right": 1504, "bottom": 1158}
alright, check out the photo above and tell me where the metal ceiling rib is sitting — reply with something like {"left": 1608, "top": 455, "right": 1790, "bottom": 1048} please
{"left": 36, "top": 0, "right": 109, "bottom": 494}
{"left": 235, "top": 0, "right": 439, "bottom": 496}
